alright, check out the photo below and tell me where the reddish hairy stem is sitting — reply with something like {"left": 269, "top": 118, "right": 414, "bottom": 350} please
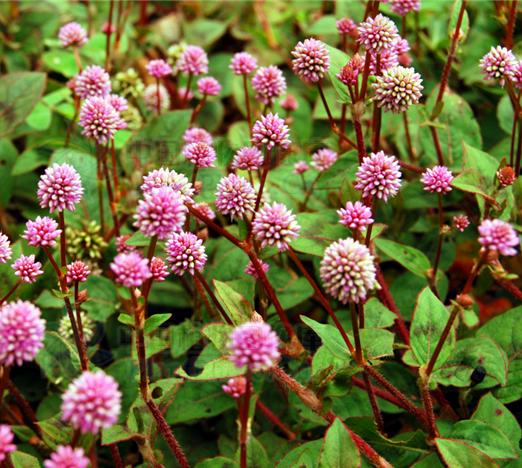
{"left": 240, "top": 370, "right": 252, "bottom": 468}
{"left": 181, "top": 73, "right": 193, "bottom": 109}
{"left": 254, "top": 148, "right": 272, "bottom": 215}
{"left": 186, "top": 204, "right": 243, "bottom": 247}
{"left": 352, "top": 376, "right": 404, "bottom": 409}
{"left": 110, "top": 141, "right": 119, "bottom": 203}
{"left": 398, "top": 159, "right": 423, "bottom": 174}
{"left": 0, "top": 279, "right": 22, "bottom": 304}
{"left": 194, "top": 271, "right": 233, "bottom": 325}
{"left": 505, "top": 0, "right": 518, "bottom": 50}
{"left": 429, "top": 126, "right": 446, "bottom": 167}
{"left": 496, "top": 277, "right": 522, "bottom": 301}
{"left": 108, "top": 444, "right": 124, "bottom": 468}
{"left": 256, "top": 400, "right": 295, "bottom": 440}
{"left": 100, "top": 144, "right": 120, "bottom": 238}
{"left": 58, "top": 211, "right": 67, "bottom": 267}
{"left": 0, "top": 366, "right": 12, "bottom": 407}
{"left": 353, "top": 114, "right": 367, "bottom": 165}
{"left": 7, "top": 379, "right": 41, "bottom": 436}
{"left": 419, "top": 367, "right": 440, "bottom": 440}
{"left": 350, "top": 302, "right": 364, "bottom": 364}
{"left": 190, "top": 94, "right": 207, "bottom": 123}
{"left": 193, "top": 273, "right": 217, "bottom": 320}
{"left": 363, "top": 370, "right": 385, "bottom": 434}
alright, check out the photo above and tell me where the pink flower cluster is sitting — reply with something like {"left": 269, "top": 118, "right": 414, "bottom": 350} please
{"left": 146, "top": 59, "right": 173, "bottom": 78}
{"left": 37, "top": 163, "right": 84, "bottom": 213}
{"left": 358, "top": 14, "right": 399, "bottom": 55}
{"left": 22, "top": 216, "right": 61, "bottom": 247}
{"left": 141, "top": 167, "right": 195, "bottom": 203}
{"left": 479, "top": 46, "right": 516, "bottom": 87}
{"left": 79, "top": 96, "right": 125, "bottom": 144}
{"left": 44, "top": 446, "right": 90, "bottom": 468}
{"left": 372, "top": 66, "right": 423, "bottom": 113}
{"left": 244, "top": 259, "right": 270, "bottom": 279}
{"left": 231, "top": 147, "right": 264, "bottom": 172}
{"left": 75, "top": 65, "right": 111, "bottom": 100}
{"left": 252, "top": 113, "right": 291, "bottom": 150}
{"left": 0, "top": 233, "right": 12, "bottom": 264}
{"left": 421, "top": 166, "right": 454, "bottom": 194}
{"left": 197, "top": 77, "right": 221, "bottom": 96}
{"left": 66, "top": 260, "right": 91, "bottom": 283}
{"left": 292, "top": 38, "right": 331, "bottom": 83}
{"left": 12, "top": 254, "right": 44, "bottom": 284}
{"left": 182, "top": 142, "right": 217, "bottom": 168}
{"left": 0, "top": 426, "right": 16, "bottom": 463}
{"left": 230, "top": 52, "right": 258, "bottom": 75}
{"left": 337, "top": 201, "right": 374, "bottom": 232}
{"left": 215, "top": 174, "right": 256, "bottom": 220}
{"left": 478, "top": 219, "right": 520, "bottom": 257}
{"left": 228, "top": 322, "right": 280, "bottom": 370}
{"left": 252, "top": 66, "right": 287, "bottom": 105}
{"left": 177, "top": 45, "right": 209, "bottom": 75}
{"left": 58, "top": 22, "right": 88, "bottom": 48}
{"left": 252, "top": 202, "right": 300, "bottom": 252}
{"left": 311, "top": 148, "right": 338, "bottom": 172}
{"left": 166, "top": 232, "right": 207, "bottom": 276}
{"left": 183, "top": 127, "right": 213, "bottom": 146}
{"left": 222, "top": 376, "right": 248, "bottom": 398}
{"left": 355, "top": 151, "right": 402, "bottom": 201}
{"left": 110, "top": 252, "right": 152, "bottom": 288}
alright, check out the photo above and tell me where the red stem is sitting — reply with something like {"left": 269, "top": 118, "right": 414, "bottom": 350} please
{"left": 256, "top": 400, "right": 295, "bottom": 440}
{"left": 109, "top": 444, "right": 124, "bottom": 468}
{"left": 195, "top": 271, "right": 233, "bottom": 325}
{"left": 105, "top": 0, "right": 114, "bottom": 72}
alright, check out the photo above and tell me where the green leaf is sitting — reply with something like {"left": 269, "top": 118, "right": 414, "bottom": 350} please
{"left": 42, "top": 50, "right": 79, "bottom": 77}
{"left": 117, "top": 314, "right": 133, "bottom": 327}
{"left": 374, "top": 238, "right": 431, "bottom": 278}
{"left": 301, "top": 316, "right": 351, "bottom": 360}
{"left": 324, "top": 45, "right": 351, "bottom": 103}
{"left": 227, "top": 120, "right": 251, "bottom": 150}
{"left": 446, "top": 420, "right": 516, "bottom": 460}
{"left": 275, "top": 440, "right": 323, "bottom": 468}
{"left": 0, "top": 139, "right": 19, "bottom": 207}
{"left": 195, "top": 457, "right": 240, "bottom": 468}
{"left": 235, "top": 436, "right": 269, "bottom": 468}
{"left": 105, "top": 358, "right": 140, "bottom": 424}
{"left": 267, "top": 276, "right": 314, "bottom": 313}
{"left": 124, "top": 231, "right": 150, "bottom": 247}
{"left": 411, "top": 453, "right": 445, "bottom": 468}
{"left": 82, "top": 276, "right": 119, "bottom": 322}
{"left": 319, "top": 418, "right": 360, "bottom": 468}
{"left": 9, "top": 451, "right": 41, "bottom": 468}
{"left": 291, "top": 213, "right": 347, "bottom": 257}
{"left": 364, "top": 298, "right": 397, "bottom": 329}
{"left": 202, "top": 323, "right": 234, "bottom": 355}
{"left": 340, "top": 178, "right": 362, "bottom": 205}
{"left": 462, "top": 143, "right": 500, "bottom": 187}
{"left": 0, "top": 72, "right": 46, "bottom": 139}
{"left": 11, "top": 149, "right": 49, "bottom": 176}
{"left": 410, "top": 287, "right": 455, "bottom": 370}
{"left": 451, "top": 169, "right": 497, "bottom": 205}
{"left": 101, "top": 424, "right": 144, "bottom": 445}
{"left": 170, "top": 319, "right": 203, "bottom": 359}
{"left": 214, "top": 280, "right": 253, "bottom": 325}
{"left": 182, "top": 19, "right": 227, "bottom": 47}
{"left": 176, "top": 357, "right": 244, "bottom": 381}
{"left": 433, "top": 337, "right": 508, "bottom": 388}
{"left": 448, "top": 0, "right": 469, "bottom": 40}
{"left": 144, "top": 313, "right": 172, "bottom": 335}
{"left": 435, "top": 439, "right": 500, "bottom": 468}
{"left": 37, "top": 415, "right": 70, "bottom": 450}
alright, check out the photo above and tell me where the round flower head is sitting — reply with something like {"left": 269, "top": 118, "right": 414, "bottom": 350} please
{"left": 336, "top": 17, "right": 357, "bottom": 35}
{"left": 116, "top": 235, "right": 136, "bottom": 254}
{"left": 66, "top": 260, "right": 91, "bottom": 283}
{"left": 231, "top": 147, "right": 264, "bottom": 171}
{"left": 79, "top": 96, "right": 121, "bottom": 144}
{"left": 141, "top": 167, "right": 195, "bottom": 203}
{"left": 58, "top": 22, "right": 88, "bottom": 48}
{"left": 60, "top": 312, "right": 94, "bottom": 344}
{"left": 479, "top": 46, "right": 516, "bottom": 88}
{"left": 453, "top": 215, "right": 470, "bottom": 232}
{"left": 151, "top": 256, "right": 169, "bottom": 282}
{"left": 337, "top": 201, "right": 374, "bottom": 231}
{"left": 320, "top": 238, "right": 378, "bottom": 304}
{"left": 107, "top": 94, "right": 129, "bottom": 113}
{"left": 512, "top": 60, "right": 522, "bottom": 90}
{"left": 101, "top": 22, "right": 117, "bottom": 35}
{"left": 337, "top": 54, "right": 365, "bottom": 85}
{"left": 143, "top": 83, "right": 170, "bottom": 113}
{"left": 358, "top": 13, "right": 399, "bottom": 55}
{"left": 279, "top": 94, "right": 299, "bottom": 111}
{"left": 228, "top": 322, "right": 280, "bottom": 370}
{"left": 390, "top": 0, "right": 421, "bottom": 16}
{"left": 292, "top": 38, "right": 331, "bottom": 83}
{"left": 421, "top": 166, "right": 454, "bottom": 194}
{"left": 215, "top": 174, "right": 256, "bottom": 220}
{"left": 293, "top": 160, "right": 310, "bottom": 175}
{"left": 183, "top": 127, "right": 213, "bottom": 146}
{"left": 251, "top": 66, "right": 287, "bottom": 105}
{"left": 355, "top": 151, "right": 402, "bottom": 201}
{"left": 182, "top": 142, "right": 217, "bottom": 168}
{"left": 0, "top": 426, "right": 16, "bottom": 463}
{"left": 223, "top": 376, "right": 248, "bottom": 398}
{"left": 197, "top": 77, "right": 221, "bottom": 96}
{"left": 244, "top": 259, "right": 270, "bottom": 279}
{"left": 38, "top": 163, "right": 84, "bottom": 213}
{"left": 110, "top": 252, "right": 151, "bottom": 288}
{"left": 372, "top": 66, "right": 423, "bottom": 113}
{"left": 230, "top": 52, "right": 258, "bottom": 75}
{"left": 252, "top": 202, "right": 300, "bottom": 252}
{"left": 74, "top": 65, "right": 111, "bottom": 100}
{"left": 61, "top": 370, "right": 122, "bottom": 434}
{"left": 44, "top": 445, "right": 90, "bottom": 468}
{"left": 166, "top": 232, "right": 207, "bottom": 276}
{"left": 252, "top": 112, "right": 291, "bottom": 150}
{"left": 0, "top": 300, "right": 45, "bottom": 367}
{"left": 22, "top": 216, "right": 61, "bottom": 248}
{"left": 478, "top": 219, "right": 520, "bottom": 257}
{"left": 145, "top": 59, "right": 172, "bottom": 78}
{"left": 134, "top": 186, "right": 186, "bottom": 239}
{"left": 0, "top": 233, "right": 12, "bottom": 264}
{"left": 12, "top": 254, "right": 44, "bottom": 284}
{"left": 179, "top": 88, "right": 194, "bottom": 102}
{"left": 177, "top": 45, "right": 209, "bottom": 75}
{"left": 192, "top": 202, "right": 216, "bottom": 225}
{"left": 311, "top": 148, "right": 338, "bottom": 172}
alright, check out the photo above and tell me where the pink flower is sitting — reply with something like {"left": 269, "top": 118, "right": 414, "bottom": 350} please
{"left": 151, "top": 257, "right": 169, "bottom": 282}
{"left": 336, "top": 54, "right": 365, "bottom": 85}
{"left": 0, "top": 300, "right": 45, "bottom": 367}
{"left": 143, "top": 84, "right": 170, "bottom": 113}
{"left": 311, "top": 148, "right": 338, "bottom": 172}
{"left": 244, "top": 260, "right": 270, "bottom": 279}
{"left": 231, "top": 147, "right": 264, "bottom": 171}
{"left": 251, "top": 66, "right": 287, "bottom": 105}
{"left": 110, "top": 252, "right": 152, "bottom": 287}
{"left": 146, "top": 59, "right": 173, "bottom": 78}
{"left": 61, "top": 371, "right": 121, "bottom": 434}
{"left": 479, "top": 46, "right": 516, "bottom": 87}
{"left": 228, "top": 322, "right": 280, "bottom": 370}
{"left": 215, "top": 174, "right": 256, "bottom": 220}
{"left": 355, "top": 151, "right": 402, "bottom": 201}
{"left": 0, "top": 233, "right": 12, "bottom": 264}
{"left": 252, "top": 202, "right": 300, "bottom": 252}
{"left": 38, "top": 163, "right": 84, "bottom": 213}
{"left": 0, "top": 426, "right": 16, "bottom": 463}
{"left": 337, "top": 201, "right": 374, "bottom": 231}
{"left": 192, "top": 202, "right": 216, "bottom": 225}
{"left": 230, "top": 52, "right": 258, "bottom": 75}
{"left": 453, "top": 215, "right": 470, "bottom": 232}
{"left": 134, "top": 186, "right": 186, "bottom": 240}
{"left": 372, "top": 66, "right": 423, "bottom": 113}
{"left": 107, "top": 94, "right": 129, "bottom": 112}
{"left": 197, "top": 77, "right": 221, "bottom": 96}
{"left": 79, "top": 97, "right": 121, "bottom": 144}
{"left": 292, "top": 38, "right": 331, "bottom": 83}
{"left": 12, "top": 254, "right": 43, "bottom": 283}
{"left": 222, "top": 376, "right": 248, "bottom": 398}
{"left": 183, "top": 127, "right": 213, "bottom": 146}
{"left": 336, "top": 17, "right": 357, "bottom": 35}
{"left": 252, "top": 113, "right": 291, "bottom": 150}
{"left": 141, "top": 167, "right": 194, "bottom": 203}
{"left": 66, "top": 260, "right": 91, "bottom": 283}
{"left": 390, "top": 0, "right": 421, "bottom": 16}
{"left": 182, "top": 142, "right": 217, "bottom": 168}
{"left": 358, "top": 14, "right": 399, "bottom": 55}
{"left": 177, "top": 45, "right": 209, "bottom": 75}
{"left": 279, "top": 94, "right": 299, "bottom": 111}
{"left": 22, "top": 216, "right": 62, "bottom": 247}
{"left": 511, "top": 60, "right": 522, "bottom": 89}
{"left": 75, "top": 65, "right": 111, "bottom": 100}
{"left": 166, "top": 232, "right": 207, "bottom": 276}
{"left": 58, "top": 22, "right": 88, "bottom": 48}
{"left": 421, "top": 166, "right": 454, "bottom": 194}
{"left": 101, "top": 22, "right": 117, "bottom": 35}
{"left": 478, "top": 219, "right": 520, "bottom": 257}
{"left": 293, "top": 161, "right": 310, "bottom": 175}
{"left": 178, "top": 88, "right": 194, "bottom": 102}
{"left": 365, "top": 47, "right": 400, "bottom": 75}
{"left": 321, "top": 238, "right": 377, "bottom": 304}
{"left": 44, "top": 445, "right": 90, "bottom": 468}
{"left": 116, "top": 235, "right": 136, "bottom": 254}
